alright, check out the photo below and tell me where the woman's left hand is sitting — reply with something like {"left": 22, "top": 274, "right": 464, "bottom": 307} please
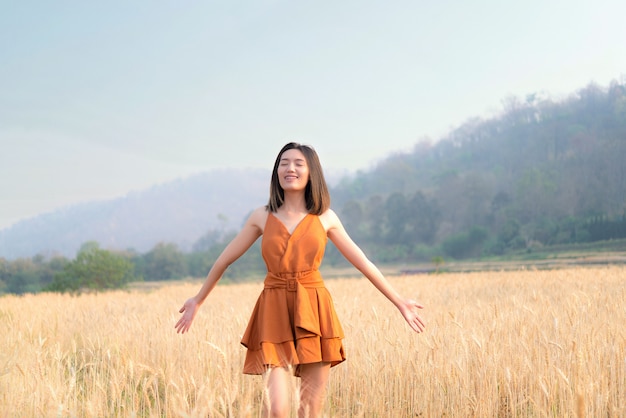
{"left": 398, "top": 299, "right": 426, "bottom": 333}
{"left": 175, "top": 297, "right": 199, "bottom": 334}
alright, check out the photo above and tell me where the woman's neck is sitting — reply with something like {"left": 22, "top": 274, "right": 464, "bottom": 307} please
{"left": 280, "top": 191, "right": 307, "bottom": 214}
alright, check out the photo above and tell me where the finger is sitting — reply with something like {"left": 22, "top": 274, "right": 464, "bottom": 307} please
{"left": 412, "top": 301, "right": 424, "bottom": 309}
{"left": 411, "top": 321, "right": 423, "bottom": 333}
{"left": 412, "top": 320, "right": 424, "bottom": 333}
{"left": 179, "top": 306, "right": 185, "bottom": 313}
{"left": 408, "top": 314, "right": 425, "bottom": 332}
{"left": 416, "top": 316, "right": 426, "bottom": 330}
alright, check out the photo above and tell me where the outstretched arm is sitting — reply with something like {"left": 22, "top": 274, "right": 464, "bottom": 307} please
{"left": 175, "top": 207, "right": 266, "bottom": 334}
{"left": 323, "top": 209, "right": 426, "bottom": 333}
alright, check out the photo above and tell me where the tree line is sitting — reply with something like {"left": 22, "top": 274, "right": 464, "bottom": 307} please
{"left": 331, "top": 78, "right": 626, "bottom": 262}
{"left": 3, "top": 214, "right": 625, "bottom": 295}
{"left": 0, "top": 230, "right": 265, "bottom": 294}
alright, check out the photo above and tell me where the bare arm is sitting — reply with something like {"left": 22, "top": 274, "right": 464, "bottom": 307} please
{"left": 175, "top": 207, "right": 266, "bottom": 333}
{"left": 322, "top": 209, "right": 426, "bottom": 333}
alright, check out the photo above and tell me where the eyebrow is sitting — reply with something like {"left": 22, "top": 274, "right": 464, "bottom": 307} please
{"left": 280, "top": 157, "right": 306, "bottom": 162}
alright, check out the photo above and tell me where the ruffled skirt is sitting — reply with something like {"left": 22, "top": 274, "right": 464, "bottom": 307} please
{"left": 240, "top": 272, "right": 345, "bottom": 376}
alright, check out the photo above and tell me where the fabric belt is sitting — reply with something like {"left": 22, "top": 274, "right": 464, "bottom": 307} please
{"left": 263, "top": 270, "right": 324, "bottom": 336}
{"left": 264, "top": 270, "right": 324, "bottom": 291}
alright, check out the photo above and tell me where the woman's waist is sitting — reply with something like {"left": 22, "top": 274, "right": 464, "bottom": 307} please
{"left": 263, "top": 270, "right": 324, "bottom": 290}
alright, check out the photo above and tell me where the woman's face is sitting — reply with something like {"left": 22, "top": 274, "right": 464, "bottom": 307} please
{"left": 277, "top": 148, "right": 310, "bottom": 192}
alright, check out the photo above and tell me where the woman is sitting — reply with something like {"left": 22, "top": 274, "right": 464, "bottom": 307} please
{"left": 175, "top": 142, "right": 425, "bottom": 417}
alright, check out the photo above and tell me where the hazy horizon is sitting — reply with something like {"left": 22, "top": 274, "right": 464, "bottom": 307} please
{"left": 2, "top": 0, "right": 626, "bottom": 230}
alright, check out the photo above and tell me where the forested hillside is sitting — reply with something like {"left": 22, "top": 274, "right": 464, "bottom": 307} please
{"left": 330, "top": 79, "right": 626, "bottom": 261}
{"left": 3, "top": 79, "right": 626, "bottom": 294}
{"left": 0, "top": 168, "right": 270, "bottom": 258}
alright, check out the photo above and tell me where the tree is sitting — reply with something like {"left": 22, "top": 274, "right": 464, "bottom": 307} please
{"left": 2, "top": 258, "right": 38, "bottom": 294}
{"left": 385, "top": 192, "right": 409, "bottom": 245}
{"left": 515, "top": 168, "right": 559, "bottom": 222}
{"left": 46, "top": 242, "right": 135, "bottom": 292}
{"left": 407, "top": 191, "right": 440, "bottom": 245}
{"left": 431, "top": 256, "right": 445, "bottom": 273}
{"left": 442, "top": 226, "right": 489, "bottom": 259}
{"left": 142, "top": 242, "right": 186, "bottom": 281}
{"left": 496, "top": 218, "right": 525, "bottom": 250}
{"left": 340, "top": 200, "right": 365, "bottom": 242}
{"left": 364, "top": 195, "right": 385, "bottom": 244}
{"left": 0, "top": 258, "right": 7, "bottom": 293}
{"left": 192, "top": 229, "right": 226, "bottom": 252}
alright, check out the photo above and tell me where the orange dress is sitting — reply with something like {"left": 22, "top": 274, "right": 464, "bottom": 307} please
{"left": 240, "top": 212, "right": 346, "bottom": 375}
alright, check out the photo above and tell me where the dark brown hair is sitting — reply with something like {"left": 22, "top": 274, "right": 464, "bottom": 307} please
{"left": 267, "top": 142, "right": 330, "bottom": 215}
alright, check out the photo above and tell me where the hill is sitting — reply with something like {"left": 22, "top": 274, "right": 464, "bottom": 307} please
{"left": 328, "top": 79, "right": 626, "bottom": 261}
{"left": 3, "top": 79, "right": 626, "bottom": 262}
{"left": 0, "top": 168, "right": 270, "bottom": 259}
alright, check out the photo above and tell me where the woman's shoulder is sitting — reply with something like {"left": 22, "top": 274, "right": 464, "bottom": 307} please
{"left": 318, "top": 208, "right": 341, "bottom": 231}
{"left": 251, "top": 205, "right": 270, "bottom": 215}
{"left": 319, "top": 208, "right": 338, "bottom": 218}
{"left": 246, "top": 206, "right": 271, "bottom": 229}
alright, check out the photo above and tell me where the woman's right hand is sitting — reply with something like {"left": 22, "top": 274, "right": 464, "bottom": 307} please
{"left": 175, "top": 297, "right": 199, "bottom": 334}
{"left": 398, "top": 298, "right": 426, "bottom": 333}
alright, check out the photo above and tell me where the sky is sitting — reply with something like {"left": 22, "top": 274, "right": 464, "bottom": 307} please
{"left": 2, "top": 0, "right": 625, "bottom": 230}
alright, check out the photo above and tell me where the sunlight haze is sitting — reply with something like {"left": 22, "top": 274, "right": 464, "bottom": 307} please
{"left": 2, "top": 0, "right": 625, "bottom": 229}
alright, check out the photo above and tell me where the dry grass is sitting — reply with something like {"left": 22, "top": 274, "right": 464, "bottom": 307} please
{"left": 1, "top": 266, "right": 625, "bottom": 417}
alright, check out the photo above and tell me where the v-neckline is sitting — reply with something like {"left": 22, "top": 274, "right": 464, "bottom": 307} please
{"left": 270, "top": 212, "right": 310, "bottom": 236}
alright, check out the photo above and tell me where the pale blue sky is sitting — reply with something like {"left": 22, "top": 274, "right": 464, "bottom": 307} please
{"left": 1, "top": 0, "right": 625, "bottom": 230}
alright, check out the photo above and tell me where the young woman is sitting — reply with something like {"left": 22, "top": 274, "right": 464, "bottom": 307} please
{"left": 176, "top": 142, "right": 425, "bottom": 417}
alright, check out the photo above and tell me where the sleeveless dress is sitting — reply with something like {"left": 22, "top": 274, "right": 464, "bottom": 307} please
{"left": 240, "top": 212, "right": 346, "bottom": 376}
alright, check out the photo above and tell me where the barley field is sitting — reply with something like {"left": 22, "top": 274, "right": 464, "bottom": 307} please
{"left": 1, "top": 266, "right": 625, "bottom": 417}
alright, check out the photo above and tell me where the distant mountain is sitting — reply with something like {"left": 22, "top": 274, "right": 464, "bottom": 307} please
{"left": 7, "top": 80, "right": 623, "bottom": 261}
{"left": 0, "top": 168, "right": 271, "bottom": 259}
{"left": 4, "top": 81, "right": 626, "bottom": 298}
